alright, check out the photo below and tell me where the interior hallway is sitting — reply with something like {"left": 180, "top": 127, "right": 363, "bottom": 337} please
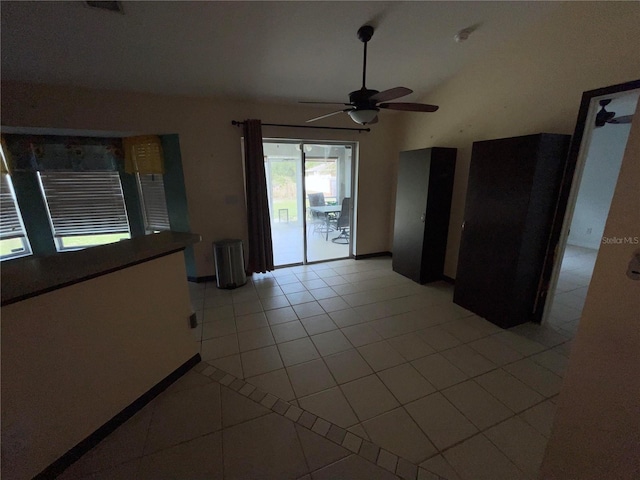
{"left": 60, "top": 257, "right": 577, "bottom": 480}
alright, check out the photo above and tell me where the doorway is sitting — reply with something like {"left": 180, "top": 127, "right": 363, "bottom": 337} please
{"left": 542, "top": 84, "right": 639, "bottom": 331}
{"left": 263, "top": 140, "right": 355, "bottom": 267}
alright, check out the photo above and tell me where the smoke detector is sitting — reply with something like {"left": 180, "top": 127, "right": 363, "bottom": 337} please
{"left": 454, "top": 24, "right": 479, "bottom": 43}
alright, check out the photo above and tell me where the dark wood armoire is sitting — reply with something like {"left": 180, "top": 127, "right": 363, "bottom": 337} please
{"left": 453, "top": 133, "right": 571, "bottom": 328}
{"left": 392, "top": 147, "right": 457, "bottom": 283}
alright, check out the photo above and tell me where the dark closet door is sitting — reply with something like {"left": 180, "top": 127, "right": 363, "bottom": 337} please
{"left": 393, "top": 148, "right": 456, "bottom": 283}
{"left": 453, "top": 134, "right": 570, "bottom": 328}
{"left": 421, "top": 152, "right": 457, "bottom": 282}
{"left": 393, "top": 149, "right": 431, "bottom": 283}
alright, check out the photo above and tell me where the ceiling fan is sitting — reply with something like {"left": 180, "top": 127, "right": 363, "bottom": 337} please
{"left": 595, "top": 99, "right": 633, "bottom": 127}
{"left": 302, "top": 25, "right": 439, "bottom": 125}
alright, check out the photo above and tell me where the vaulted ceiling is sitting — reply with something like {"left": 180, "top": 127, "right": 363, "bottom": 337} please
{"left": 1, "top": 1, "right": 559, "bottom": 104}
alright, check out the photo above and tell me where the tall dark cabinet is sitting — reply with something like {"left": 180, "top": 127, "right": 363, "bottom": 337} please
{"left": 453, "top": 133, "right": 571, "bottom": 328}
{"left": 392, "top": 147, "right": 457, "bottom": 283}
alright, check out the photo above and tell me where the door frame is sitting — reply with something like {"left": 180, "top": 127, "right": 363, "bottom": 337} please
{"left": 263, "top": 138, "right": 358, "bottom": 266}
{"left": 537, "top": 79, "right": 640, "bottom": 324}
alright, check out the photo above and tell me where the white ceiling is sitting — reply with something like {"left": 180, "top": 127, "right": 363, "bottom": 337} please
{"left": 1, "top": 1, "right": 559, "bottom": 105}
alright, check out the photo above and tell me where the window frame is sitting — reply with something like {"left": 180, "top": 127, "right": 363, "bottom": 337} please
{"left": 0, "top": 172, "right": 32, "bottom": 261}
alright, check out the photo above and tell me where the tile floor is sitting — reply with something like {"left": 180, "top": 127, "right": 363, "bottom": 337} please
{"left": 60, "top": 253, "right": 593, "bottom": 479}
{"left": 546, "top": 244, "right": 597, "bottom": 338}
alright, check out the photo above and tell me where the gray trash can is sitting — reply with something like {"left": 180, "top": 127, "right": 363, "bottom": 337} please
{"left": 213, "top": 239, "right": 247, "bottom": 289}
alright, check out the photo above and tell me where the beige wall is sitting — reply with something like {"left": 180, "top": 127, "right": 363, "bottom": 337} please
{"left": 0, "top": 83, "right": 401, "bottom": 276}
{"left": 395, "top": 1, "right": 640, "bottom": 277}
{"left": 540, "top": 94, "right": 640, "bottom": 479}
{"left": 1, "top": 252, "right": 198, "bottom": 479}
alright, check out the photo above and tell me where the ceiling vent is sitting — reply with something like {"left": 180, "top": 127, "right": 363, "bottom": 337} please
{"left": 85, "top": 1, "right": 124, "bottom": 14}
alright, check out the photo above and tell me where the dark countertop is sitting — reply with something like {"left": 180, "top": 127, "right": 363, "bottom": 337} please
{"left": 1, "top": 231, "right": 201, "bottom": 306}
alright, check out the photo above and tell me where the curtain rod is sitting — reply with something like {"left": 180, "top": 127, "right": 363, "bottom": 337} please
{"left": 231, "top": 120, "right": 370, "bottom": 133}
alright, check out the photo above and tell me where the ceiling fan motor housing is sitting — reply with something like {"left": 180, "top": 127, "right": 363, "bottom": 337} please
{"left": 349, "top": 88, "right": 380, "bottom": 108}
{"left": 357, "top": 25, "right": 374, "bottom": 43}
{"left": 595, "top": 98, "right": 617, "bottom": 127}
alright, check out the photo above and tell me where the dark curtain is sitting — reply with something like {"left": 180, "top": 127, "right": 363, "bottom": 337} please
{"left": 243, "top": 119, "right": 274, "bottom": 273}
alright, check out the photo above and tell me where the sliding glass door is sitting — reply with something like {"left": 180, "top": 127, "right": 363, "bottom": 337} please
{"left": 305, "top": 144, "right": 353, "bottom": 262}
{"left": 263, "top": 142, "right": 304, "bottom": 265}
{"left": 263, "top": 140, "right": 355, "bottom": 266}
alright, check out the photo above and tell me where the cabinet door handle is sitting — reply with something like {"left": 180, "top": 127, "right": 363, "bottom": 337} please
{"left": 462, "top": 221, "right": 466, "bottom": 231}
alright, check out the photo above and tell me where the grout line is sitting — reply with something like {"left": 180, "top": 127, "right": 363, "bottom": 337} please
{"left": 475, "top": 430, "right": 531, "bottom": 479}
{"left": 291, "top": 416, "right": 314, "bottom": 476}
{"left": 138, "top": 385, "right": 161, "bottom": 460}
{"left": 219, "top": 381, "right": 226, "bottom": 480}
{"left": 199, "top": 364, "right": 424, "bottom": 480}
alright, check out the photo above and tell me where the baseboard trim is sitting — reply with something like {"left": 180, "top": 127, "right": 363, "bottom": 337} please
{"left": 354, "top": 251, "right": 392, "bottom": 260}
{"left": 188, "top": 275, "right": 215, "bottom": 283}
{"left": 35, "top": 353, "right": 202, "bottom": 479}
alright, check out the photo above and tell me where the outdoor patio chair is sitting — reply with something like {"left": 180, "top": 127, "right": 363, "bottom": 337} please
{"left": 332, "top": 197, "right": 350, "bottom": 244}
{"left": 308, "top": 192, "right": 335, "bottom": 237}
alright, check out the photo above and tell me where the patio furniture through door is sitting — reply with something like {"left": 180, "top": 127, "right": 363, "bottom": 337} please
{"left": 263, "top": 141, "right": 355, "bottom": 266}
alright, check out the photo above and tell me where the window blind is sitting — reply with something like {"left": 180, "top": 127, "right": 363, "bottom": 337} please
{"left": 137, "top": 173, "right": 171, "bottom": 231}
{"left": 0, "top": 173, "right": 26, "bottom": 240}
{"left": 123, "top": 136, "right": 165, "bottom": 174}
{"left": 39, "top": 171, "right": 130, "bottom": 237}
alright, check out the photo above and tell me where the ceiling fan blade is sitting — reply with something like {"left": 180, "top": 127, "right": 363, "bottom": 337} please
{"left": 609, "top": 115, "right": 633, "bottom": 124}
{"left": 379, "top": 102, "right": 439, "bottom": 112}
{"left": 300, "top": 101, "right": 350, "bottom": 105}
{"left": 369, "top": 87, "right": 413, "bottom": 103}
{"left": 306, "top": 109, "right": 350, "bottom": 123}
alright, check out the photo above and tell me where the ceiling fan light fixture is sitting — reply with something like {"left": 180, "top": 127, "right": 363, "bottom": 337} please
{"left": 348, "top": 108, "right": 379, "bottom": 125}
